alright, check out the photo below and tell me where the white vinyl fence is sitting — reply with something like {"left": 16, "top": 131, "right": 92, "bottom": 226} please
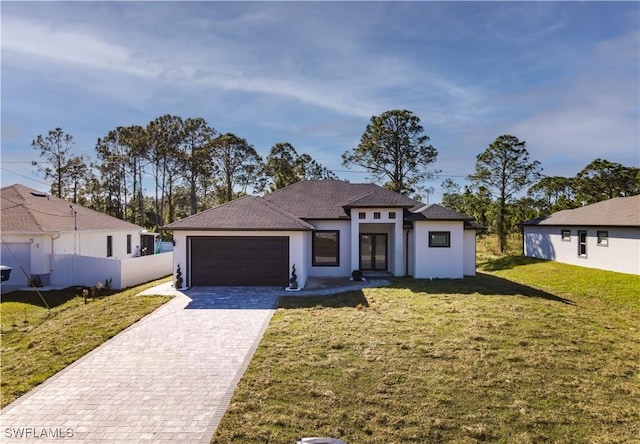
{"left": 50, "top": 252, "right": 172, "bottom": 289}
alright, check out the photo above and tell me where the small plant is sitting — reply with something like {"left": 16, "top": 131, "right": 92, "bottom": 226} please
{"left": 175, "top": 264, "right": 183, "bottom": 289}
{"left": 29, "top": 275, "right": 43, "bottom": 288}
{"left": 104, "top": 277, "right": 112, "bottom": 291}
{"left": 351, "top": 270, "right": 363, "bottom": 281}
{"left": 289, "top": 265, "right": 298, "bottom": 290}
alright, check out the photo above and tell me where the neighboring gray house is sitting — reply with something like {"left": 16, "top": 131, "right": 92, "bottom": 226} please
{"left": 522, "top": 195, "right": 640, "bottom": 275}
{"left": 163, "top": 180, "right": 481, "bottom": 288}
{"left": 1, "top": 184, "right": 171, "bottom": 292}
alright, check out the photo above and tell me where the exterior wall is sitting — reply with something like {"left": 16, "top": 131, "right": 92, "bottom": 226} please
{"left": 413, "top": 220, "right": 465, "bottom": 279}
{"left": 50, "top": 252, "right": 172, "bottom": 289}
{"left": 54, "top": 230, "right": 142, "bottom": 259}
{"left": 524, "top": 225, "right": 640, "bottom": 275}
{"left": 350, "top": 208, "right": 405, "bottom": 276}
{"left": 463, "top": 230, "right": 477, "bottom": 276}
{"left": 173, "top": 230, "right": 308, "bottom": 288}
{"left": 306, "top": 220, "right": 352, "bottom": 278}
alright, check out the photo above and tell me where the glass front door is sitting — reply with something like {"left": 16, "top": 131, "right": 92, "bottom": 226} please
{"left": 359, "top": 234, "right": 387, "bottom": 271}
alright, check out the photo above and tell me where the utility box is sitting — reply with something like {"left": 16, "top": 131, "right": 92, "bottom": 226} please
{"left": 0, "top": 265, "right": 12, "bottom": 282}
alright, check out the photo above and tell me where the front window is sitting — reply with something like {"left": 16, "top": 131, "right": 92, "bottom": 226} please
{"left": 429, "top": 231, "right": 450, "bottom": 248}
{"left": 597, "top": 231, "right": 608, "bottom": 247}
{"left": 312, "top": 230, "right": 340, "bottom": 266}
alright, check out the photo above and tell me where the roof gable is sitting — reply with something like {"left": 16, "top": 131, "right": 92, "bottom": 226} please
{"left": 163, "top": 195, "right": 315, "bottom": 231}
{"left": 1, "top": 184, "right": 144, "bottom": 233}
{"left": 407, "top": 203, "right": 473, "bottom": 221}
{"left": 522, "top": 195, "right": 640, "bottom": 227}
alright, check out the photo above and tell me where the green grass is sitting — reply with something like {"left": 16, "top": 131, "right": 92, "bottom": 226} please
{"left": 0, "top": 277, "right": 172, "bottom": 408}
{"left": 212, "top": 261, "right": 639, "bottom": 443}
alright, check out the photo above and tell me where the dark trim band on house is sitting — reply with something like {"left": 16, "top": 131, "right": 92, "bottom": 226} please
{"left": 429, "top": 231, "right": 450, "bottom": 248}
{"left": 312, "top": 230, "right": 340, "bottom": 266}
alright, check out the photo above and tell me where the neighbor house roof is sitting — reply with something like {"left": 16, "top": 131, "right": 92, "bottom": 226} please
{"left": 163, "top": 180, "right": 477, "bottom": 231}
{"left": 522, "top": 195, "right": 640, "bottom": 227}
{"left": 1, "top": 184, "right": 144, "bottom": 233}
{"left": 163, "top": 195, "right": 316, "bottom": 231}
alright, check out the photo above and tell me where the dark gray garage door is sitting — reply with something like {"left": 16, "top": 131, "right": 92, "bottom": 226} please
{"left": 190, "top": 236, "right": 289, "bottom": 286}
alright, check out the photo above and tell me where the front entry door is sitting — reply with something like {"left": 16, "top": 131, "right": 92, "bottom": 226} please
{"left": 359, "top": 234, "right": 387, "bottom": 271}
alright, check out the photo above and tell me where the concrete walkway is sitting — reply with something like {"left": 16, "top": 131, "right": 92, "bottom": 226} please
{"left": 1, "top": 284, "right": 282, "bottom": 443}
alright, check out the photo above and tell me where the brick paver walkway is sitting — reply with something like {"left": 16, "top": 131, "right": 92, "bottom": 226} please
{"left": 0, "top": 284, "right": 281, "bottom": 443}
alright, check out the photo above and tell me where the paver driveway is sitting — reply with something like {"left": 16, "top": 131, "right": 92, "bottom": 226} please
{"left": 1, "top": 283, "right": 282, "bottom": 443}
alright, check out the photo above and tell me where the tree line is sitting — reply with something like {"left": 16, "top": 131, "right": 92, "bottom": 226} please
{"left": 31, "top": 116, "right": 336, "bottom": 231}
{"left": 31, "top": 110, "right": 639, "bottom": 251}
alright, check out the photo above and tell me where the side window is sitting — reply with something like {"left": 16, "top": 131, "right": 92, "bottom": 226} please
{"left": 596, "top": 231, "right": 608, "bottom": 247}
{"left": 429, "top": 231, "right": 450, "bottom": 248}
{"left": 577, "top": 231, "right": 587, "bottom": 257}
{"left": 561, "top": 229, "right": 571, "bottom": 241}
{"left": 107, "top": 235, "right": 113, "bottom": 257}
{"left": 127, "top": 234, "right": 132, "bottom": 254}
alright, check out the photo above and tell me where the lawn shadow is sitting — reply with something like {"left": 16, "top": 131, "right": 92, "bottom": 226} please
{"left": 0, "top": 287, "right": 85, "bottom": 309}
{"left": 392, "top": 273, "right": 575, "bottom": 305}
{"left": 278, "top": 289, "right": 370, "bottom": 309}
{"left": 477, "top": 255, "right": 547, "bottom": 272}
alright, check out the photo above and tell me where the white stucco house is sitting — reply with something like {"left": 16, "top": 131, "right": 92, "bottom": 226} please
{"left": 1, "top": 184, "right": 171, "bottom": 292}
{"left": 163, "top": 180, "right": 480, "bottom": 288}
{"left": 522, "top": 195, "right": 640, "bottom": 275}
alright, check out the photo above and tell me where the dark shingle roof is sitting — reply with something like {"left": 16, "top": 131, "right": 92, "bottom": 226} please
{"left": 163, "top": 195, "right": 315, "bottom": 231}
{"left": 263, "top": 180, "right": 421, "bottom": 219}
{"left": 164, "top": 181, "right": 479, "bottom": 231}
{"left": 406, "top": 203, "right": 473, "bottom": 221}
{"left": 522, "top": 195, "right": 640, "bottom": 227}
{"left": 1, "top": 184, "right": 143, "bottom": 233}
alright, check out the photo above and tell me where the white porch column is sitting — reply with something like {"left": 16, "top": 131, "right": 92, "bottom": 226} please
{"left": 393, "top": 215, "right": 404, "bottom": 276}
{"left": 350, "top": 215, "right": 360, "bottom": 272}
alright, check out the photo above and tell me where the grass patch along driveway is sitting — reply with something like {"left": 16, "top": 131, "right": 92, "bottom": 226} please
{"left": 1, "top": 278, "right": 172, "bottom": 408}
{"left": 213, "top": 259, "right": 639, "bottom": 443}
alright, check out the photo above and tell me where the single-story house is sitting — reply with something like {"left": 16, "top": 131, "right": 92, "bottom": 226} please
{"left": 522, "top": 195, "right": 640, "bottom": 275}
{"left": 1, "top": 184, "right": 171, "bottom": 291}
{"left": 163, "top": 180, "right": 480, "bottom": 288}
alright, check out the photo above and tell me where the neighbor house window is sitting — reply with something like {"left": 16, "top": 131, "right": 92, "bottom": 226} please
{"left": 359, "top": 212, "right": 366, "bottom": 220}
{"left": 578, "top": 230, "right": 587, "bottom": 257}
{"left": 312, "top": 230, "right": 340, "bottom": 266}
{"left": 107, "top": 236, "right": 113, "bottom": 257}
{"left": 389, "top": 212, "right": 396, "bottom": 219}
{"left": 127, "top": 234, "right": 132, "bottom": 254}
{"left": 597, "top": 231, "right": 608, "bottom": 247}
{"left": 429, "top": 231, "right": 450, "bottom": 248}
{"left": 561, "top": 229, "right": 571, "bottom": 241}
{"left": 374, "top": 212, "right": 381, "bottom": 219}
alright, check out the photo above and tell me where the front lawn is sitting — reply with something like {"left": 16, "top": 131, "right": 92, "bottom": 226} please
{"left": 212, "top": 259, "right": 639, "bottom": 443}
{"left": 0, "top": 278, "right": 172, "bottom": 408}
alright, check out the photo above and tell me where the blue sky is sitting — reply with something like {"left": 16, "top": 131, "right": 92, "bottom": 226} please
{"left": 2, "top": 1, "right": 639, "bottom": 203}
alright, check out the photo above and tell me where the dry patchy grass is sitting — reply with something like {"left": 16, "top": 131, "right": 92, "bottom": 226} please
{"left": 213, "top": 265, "right": 639, "bottom": 443}
{"left": 0, "top": 278, "right": 172, "bottom": 407}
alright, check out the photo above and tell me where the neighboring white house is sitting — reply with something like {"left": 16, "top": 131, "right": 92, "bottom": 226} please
{"left": 1, "top": 184, "right": 172, "bottom": 292}
{"left": 163, "top": 180, "right": 481, "bottom": 289}
{"left": 522, "top": 195, "right": 640, "bottom": 275}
